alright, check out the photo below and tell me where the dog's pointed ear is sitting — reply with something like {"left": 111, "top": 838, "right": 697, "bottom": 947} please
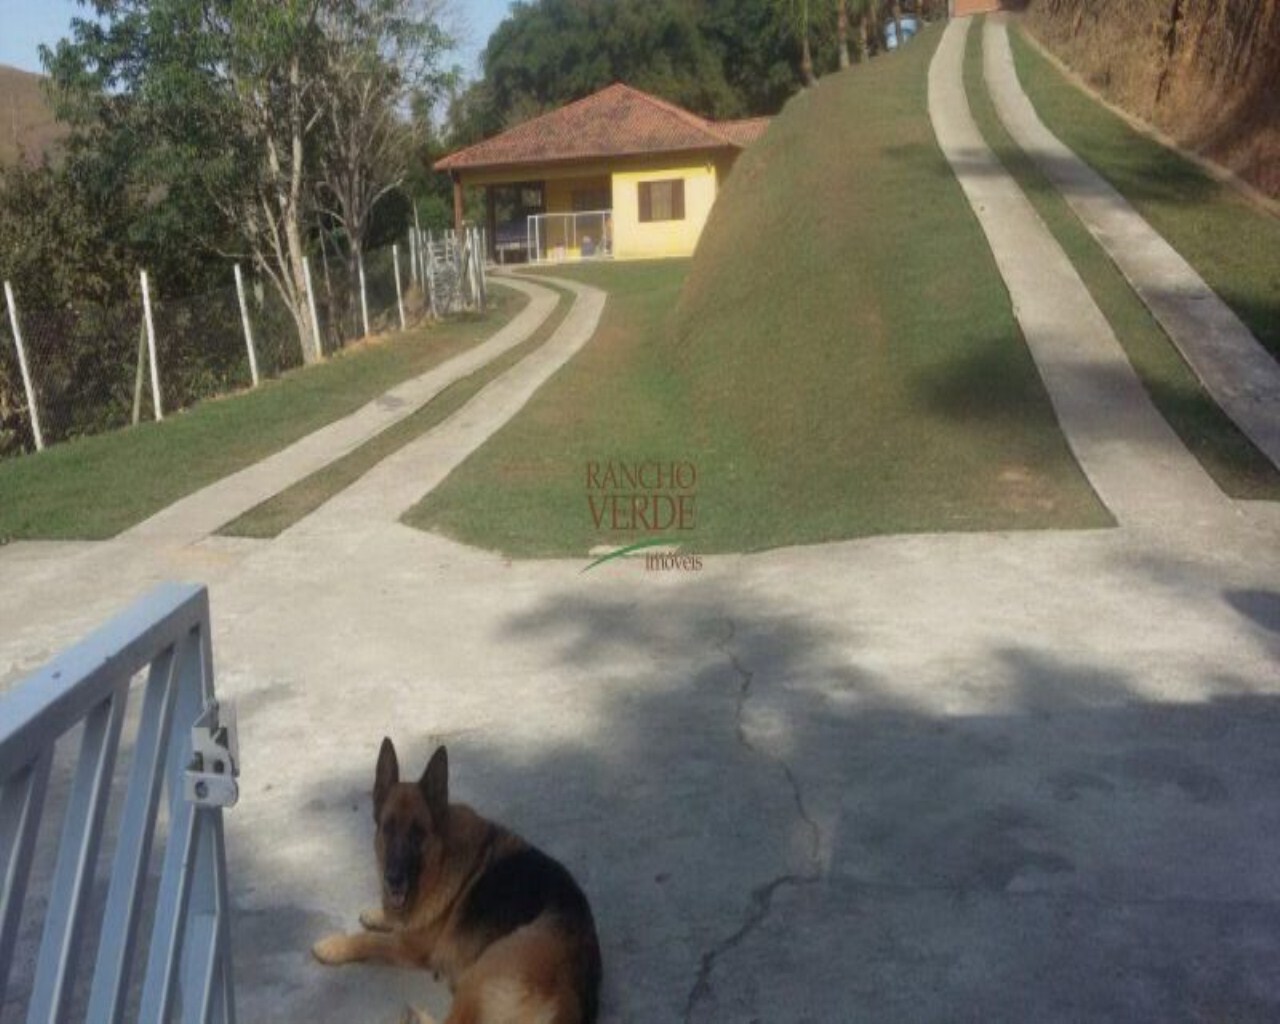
{"left": 373, "top": 737, "right": 399, "bottom": 820}
{"left": 420, "top": 745, "right": 448, "bottom": 825}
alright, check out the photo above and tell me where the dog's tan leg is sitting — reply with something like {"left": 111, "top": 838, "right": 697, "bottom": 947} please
{"left": 360, "top": 906, "right": 396, "bottom": 932}
{"left": 311, "top": 930, "right": 423, "bottom": 968}
{"left": 399, "top": 1007, "right": 438, "bottom": 1024}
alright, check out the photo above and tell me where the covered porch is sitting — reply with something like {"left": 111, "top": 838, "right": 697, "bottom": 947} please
{"left": 463, "top": 172, "right": 615, "bottom": 265}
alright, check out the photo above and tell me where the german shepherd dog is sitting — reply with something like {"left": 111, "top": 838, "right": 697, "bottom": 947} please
{"left": 312, "top": 741, "right": 602, "bottom": 1024}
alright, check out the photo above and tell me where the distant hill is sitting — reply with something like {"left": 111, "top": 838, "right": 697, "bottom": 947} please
{"left": 0, "top": 64, "right": 67, "bottom": 166}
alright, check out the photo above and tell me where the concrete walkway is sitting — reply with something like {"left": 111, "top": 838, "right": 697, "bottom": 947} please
{"left": 983, "top": 17, "right": 1280, "bottom": 471}
{"left": 929, "top": 17, "right": 1229, "bottom": 531}
{"left": 287, "top": 274, "right": 605, "bottom": 537}
{"left": 122, "top": 276, "right": 560, "bottom": 546}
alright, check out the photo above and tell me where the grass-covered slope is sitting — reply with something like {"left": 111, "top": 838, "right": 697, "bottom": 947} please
{"left": 964, "top": 22, "right": 1280, "bottom": 501}
{"left": 1010, "top": 28, "right": 1280, "bottom": 363}
{"left": 410, "top": 27, "right": 1109, "bottom": 557}
{"left": 671, "top": 24, "right": 1108, "bottom": 549}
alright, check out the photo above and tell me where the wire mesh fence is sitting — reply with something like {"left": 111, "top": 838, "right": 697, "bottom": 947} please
{"left": 3, "top": 299, "right": 142, "bottom": 450}
{"left": 0, "top": 231, "right": 489, "bottom": 461}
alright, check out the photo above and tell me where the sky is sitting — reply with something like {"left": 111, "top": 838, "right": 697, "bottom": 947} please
{"left": 0, "top": 0, "right": 514, "bottom": 77}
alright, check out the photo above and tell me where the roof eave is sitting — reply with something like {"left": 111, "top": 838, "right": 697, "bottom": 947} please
{"left": 434, "top": 141, "right": 743, "bottom": 176}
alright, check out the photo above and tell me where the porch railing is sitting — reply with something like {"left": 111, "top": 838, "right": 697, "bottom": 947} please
{"left": 528, "top": 211, "right": 613, "bottom": 263}
{"left": 0, "top": 582, "right": 238, "bottom": 1022}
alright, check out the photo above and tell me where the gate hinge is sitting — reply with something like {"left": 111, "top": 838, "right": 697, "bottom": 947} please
{"left": 184, "top": 699, "right": 240, "bottom": 808}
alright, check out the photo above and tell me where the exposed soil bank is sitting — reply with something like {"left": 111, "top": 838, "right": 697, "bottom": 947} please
{"left": 1023, "top": 0, "right": 1280, "bottom": 199}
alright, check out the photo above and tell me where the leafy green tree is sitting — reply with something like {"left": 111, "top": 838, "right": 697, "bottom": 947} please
{"left": 698, "top": 0, "right": 798, "bottom": 114}
{"left": 479, "top": 0, "right": 742, "bottom": 124}
{"left": 45, "top": 1, "right": 331, "bottom": 362}
{"left": 316, "top": 0, "right": 456, "bottom": 262}
{"left": 772, "top": 0, "right": 820, "bottom": 87}
{"left": 43, "top": 0, "right": 454, "bottom": 364}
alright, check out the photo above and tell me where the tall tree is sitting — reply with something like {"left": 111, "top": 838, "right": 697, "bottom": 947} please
{"left": 480, "top": 0, "right": 742, "bottom": 123}
{"left": 44, "top": 0, "right": 454, "bottom": 364}
{"left": 45, "top": 0, "right": 330, "bottom": 362}
{"left": 317, "top": 0, "right": 454, "bottom": 261}
{"left": 773, "top": 0, "right": 820, "bottom": 87}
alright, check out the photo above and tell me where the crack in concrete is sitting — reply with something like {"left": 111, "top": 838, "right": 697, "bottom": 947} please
{"left": 681, "top": 620, "right": 824, "bottom": 1022}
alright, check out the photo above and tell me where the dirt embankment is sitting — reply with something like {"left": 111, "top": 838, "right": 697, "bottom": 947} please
{"left": 1023, "top": 0, "right": 1280, "bottom": 199}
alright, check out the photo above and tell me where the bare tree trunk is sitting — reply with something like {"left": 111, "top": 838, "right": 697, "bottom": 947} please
{"left": 891, "top": 1, "right": 905, "bottom": 52}
{"left": 859, "top": 10, "right": 872, "bottom": 60}
{"left": 286, "top": 53, "right": 321, "bottom": 364}
{"left": 800, "top": 1, "right": 818, "bottom": 86}
{"left": 1155, "top": 0, "right": 1184, "bottom": 104}
{"left": 838, "top": 0, "right": 851, "bottom": 69}
{"left": 801, "top": 35, "right": 818, "bottom": 86}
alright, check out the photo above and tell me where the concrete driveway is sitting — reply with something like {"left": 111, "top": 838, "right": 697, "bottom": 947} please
{"left": 3, "top": 490, "right": 1279, "bottom": 1021}
{"left": 3, "top": 98, "right": 1280, "bottom": 1024}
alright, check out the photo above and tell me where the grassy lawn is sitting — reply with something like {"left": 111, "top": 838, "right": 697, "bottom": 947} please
{"left": 1012, "top": 24, "right": 1280, "bottom": 363}
{"left": 404, "top": 262, "right": 700, "bottom": 554}
{"left": 0, "top": 285, "right": 527, "bottom": 540}
{"left": 221, "top": 284, "right": 572, "bottom": 538}
{"left": 408, "top": 26, "right": 1110, "bottom": 558}
{"left": 966, "top": 21, "right": 1280, "bottom": 500}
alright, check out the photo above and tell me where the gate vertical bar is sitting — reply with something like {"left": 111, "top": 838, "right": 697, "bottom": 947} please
{"left": 0, "top": 748, "right": 53, "bottom": 1006}
{"left": 85, "top": 643, "right": 182, "bottom": 1022}
{"left": 27, "top": 683, "right": 130, "bottom": 1022}
{"left": 138, "top": 618, "right": 207, "bottom": 1024}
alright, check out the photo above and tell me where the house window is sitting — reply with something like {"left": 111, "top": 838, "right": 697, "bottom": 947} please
{"left": 638, "top": 179, "right": 686, "bottom": 223}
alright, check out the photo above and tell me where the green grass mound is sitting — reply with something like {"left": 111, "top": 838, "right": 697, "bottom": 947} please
{"left": 409, "top": 27, "right": 1110, "bottom": 558}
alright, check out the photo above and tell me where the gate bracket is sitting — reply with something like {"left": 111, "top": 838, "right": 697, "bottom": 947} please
{"left": 185, "top": 700, "right": 239, "bottom": 808}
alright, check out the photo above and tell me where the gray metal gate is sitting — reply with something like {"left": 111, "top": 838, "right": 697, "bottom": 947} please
{"left": 0, "top": 583, "right": 238, "bottom": 1022}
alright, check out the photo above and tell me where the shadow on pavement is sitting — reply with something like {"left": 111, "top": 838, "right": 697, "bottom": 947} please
{"left": 252, "top": 583, "right": 1280, "bottom": 1023}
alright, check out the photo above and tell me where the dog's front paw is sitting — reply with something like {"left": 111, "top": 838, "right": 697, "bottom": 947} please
{"left": 311, "top": 933, "right": 353, "bottom": 965}
{"left": 360, "top": 906, "right": 393, "bottom": 932}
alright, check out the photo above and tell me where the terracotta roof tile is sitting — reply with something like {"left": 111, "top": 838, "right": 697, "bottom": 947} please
{"left": 716, "top": 117, "right": 771, "bottom": 147}
{"left": 436, "top": 84, "right": 768, "bottom": 172}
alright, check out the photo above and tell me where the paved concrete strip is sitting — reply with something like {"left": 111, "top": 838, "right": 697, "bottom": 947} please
{"left": 985, "top": 18, "right": 1280, "bottom": 471}
{"left": 119, "top": 277, "right": 560, "bottom": 546}
{"left": 284, "top": 274, "right": 606, "bottom": 535}
{"left": 929, "top": 18, "right": 1227, "bottom": 530}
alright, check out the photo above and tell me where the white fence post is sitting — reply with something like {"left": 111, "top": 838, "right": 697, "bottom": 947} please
{"left": 302, "top": 256, "right": 323, "bottom": 361}
{"left": 357, "top": 251, "right": 370, "bottom": 338}
{"left": 425, "top": 230, "right": 439, "bottom": 320}
{"left": 412, "top": 207, "right": 423, "bottom": 285}
{"left": 392, "top": 244, "right": 406, "bottom": 331}
{"left": 233, "top": 264, "right": 260, "bottom": 387}
{"left": 140, "top": 270, "right": 163, "bottom": 421}
{"left": 408, "top": 230, "right": 418, "bottom": 287}
{"left": 475, "top": 228, "right": 487, "bottom": 311}
{"left": 466, "top": 228, "right": 479, "bottom": 310}
{"left": 3, "top": 280, "right": 44, "bottom": 451}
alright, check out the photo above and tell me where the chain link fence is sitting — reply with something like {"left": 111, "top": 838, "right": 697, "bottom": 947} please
{"left": 1, "top": 230, "right": 488, "bottom": 461}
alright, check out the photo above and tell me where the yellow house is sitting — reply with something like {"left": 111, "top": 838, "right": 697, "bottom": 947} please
{"left": 434, "top": 84, "right": 769, "bottom": 263}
